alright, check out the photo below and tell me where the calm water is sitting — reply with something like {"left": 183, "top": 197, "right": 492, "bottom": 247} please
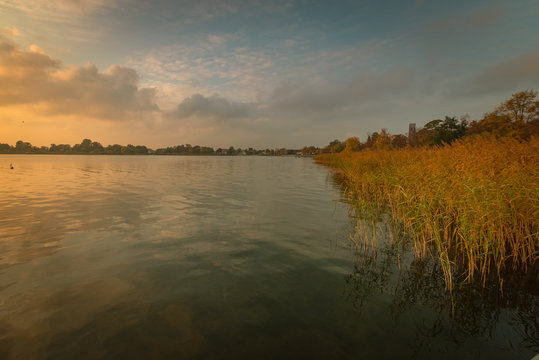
{"left": 0, "top": 155, "right": 537, "bottom": 359}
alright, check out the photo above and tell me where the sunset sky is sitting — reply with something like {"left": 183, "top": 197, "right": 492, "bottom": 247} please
{"left": 1, "top": 0, "right": 538, "bottom": 149}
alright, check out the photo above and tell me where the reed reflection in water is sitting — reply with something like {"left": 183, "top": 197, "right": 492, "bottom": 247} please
{"left": 342, "top": 196, "right": 539, "bottom": 360}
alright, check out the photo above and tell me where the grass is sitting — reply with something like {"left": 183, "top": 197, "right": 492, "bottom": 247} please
{"left": 316, "top": 135, "right": 539, "bottom": 288}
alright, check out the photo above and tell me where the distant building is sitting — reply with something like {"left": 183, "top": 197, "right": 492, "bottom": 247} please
{"left": 408, "top": 123, "right": 417, "bottom": 144}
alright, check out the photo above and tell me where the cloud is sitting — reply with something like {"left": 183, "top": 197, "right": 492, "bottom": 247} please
{"left": 156, "top": 65, "right": 415, "bottom": 148}
{"left": 1, "top": 0, "right": 122, "bottom": 18}
{"left": 458, "top": 49, "right": 539, "bottom": 96}
{"left": 165, "top": 65, "right": 414, "bottom": 128}
{"left": 171, "top": 93, "right": 258, "bottom": 121}
{"left": 0, "top": 36, "right": 159, "bottom": 120}
{"left": 421, "top": 4, "right": 503, "bottom": 34}
{"left": 1, "top": 26, "right": 19, "bottom": 36}
{"left": 150, "top": 0, "right": 295, "bottom": 24}
{"left": 413, "top": 4, "right": 505, "bottom": 67}
{"left": 0, "top": 0, "right": 126, "bottom": 42}
{"left": 29, "top": 44, "right": 47, "bottom": 55}
{"left": 164, "top": 0, "right": 239, "bottom": 22}
{"left": 208, "top": 34, "right": 229, "bottom": 46}
{"left": 126, "top": 42, "right": 278, "bottom": 106}
{"left": 269, "top": 67, "right": 414, "bottom": 115}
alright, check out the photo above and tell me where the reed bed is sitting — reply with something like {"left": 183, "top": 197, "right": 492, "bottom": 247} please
{"left": 316, "top": 135, "right": 539, "bottom": 288}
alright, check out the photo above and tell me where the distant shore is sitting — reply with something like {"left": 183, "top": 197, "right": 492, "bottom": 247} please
{"left": 1, "top": 139, "right": 303, "bottom": 156}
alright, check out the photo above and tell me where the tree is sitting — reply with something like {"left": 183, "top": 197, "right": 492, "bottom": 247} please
{"left": 50, "top": 144, "right": 71, "bottom": 153}
{"left": 135, "top": 145, "right": 148, "bottom": 154}
{"left": 79, "top": 138, "right": 92, "bottom": 153}
{"left": 91, "top": 141, "right": 104, "bottom": 153}
{"left": 416, "top": 117, "right": 467, "bottom": 146}
{"left": 301, "top": 146, "right": 317, "bottom": 155}
{"left": 418, "top": 120, "right": 443, "bottom": 145}
{"left": 467, "top": 90, "right": 539, "bottom": 139}
{"left": 496, "top": 90, "right": 539, "bottom": 124}
{"left": 323, "top": 139, "right": 343, "bottom": 153}
{"left": 365, "top": 132, "right": 378, "bottom": 148}
{"left": 436, "top": 116, "right": 467, "bottom": 145}
{"left": 0, "top": 143, "right": 11, "bottom": 153}
{"left": 467, "top": 112, "right": 513, "bottom": 137}
{"left": 391, "top": 134, "right": 408, "bottom": 148}
{"left": 106, "top": 144, "right": 122, "bottom": 154}
{"left": 325, "top": 139, "right": 345, "bottom": 153}
{"left": 15, "top": 140, "right": 32, "bottom": 153}
{"left": 374, "top": 128, "right": 391, "bottom": 150}
{"left": 344, "top": 137, "right": 361, "bottom": 152}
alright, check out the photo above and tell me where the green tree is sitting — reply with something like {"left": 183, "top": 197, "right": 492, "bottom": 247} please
{"left": 106, "top": 144, "right": 122, "bottom": 154}
{"left": 79, "top": 139, "right": 92, "bottom": 153}
{"left": 91, "top": 141, "right": 105, "bottom": 154}
{"left": 0, "top": 143, "right": 11, "bottom": 153}
{"left": 435, "top": 116, "right": 468, "bottom": 145}
{"left": 15, "top": 140, "right": 32, "bottom": 153}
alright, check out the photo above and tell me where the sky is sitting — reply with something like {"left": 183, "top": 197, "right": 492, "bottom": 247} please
{"left": 1, "top": 0, "right": 538, "bottom": 149}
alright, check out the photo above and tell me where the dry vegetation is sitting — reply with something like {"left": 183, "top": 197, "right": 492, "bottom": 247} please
{"left": 316, "top": 135, "right": 539, "bottom": 288}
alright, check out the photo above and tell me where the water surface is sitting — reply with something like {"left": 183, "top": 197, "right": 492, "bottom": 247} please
{"left": 0, "top": 155, "right": 537, "bottom": 359}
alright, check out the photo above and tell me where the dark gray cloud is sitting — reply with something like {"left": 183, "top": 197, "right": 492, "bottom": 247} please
{"left": 172, "top": 93, "right": 257, "bottom": 121}
{"left": 458, "top": 49, "right": 539, "bottom": 96}
{"left": 420, "top": 4, "right": 503, "bottom": 34}
{"left": 413, "top": 4, "right": 505, "bottom": 67}
{"left": 269, "top": 67, "right": 414, "bottom": 116}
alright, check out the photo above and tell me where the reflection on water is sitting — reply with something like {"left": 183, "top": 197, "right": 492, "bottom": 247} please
{"left": 341, "top": 192, "right": 539, "bottom": 359}
{"left": 0, "top": 155, "right": 537, "bottom": 359}
{"left": 345, "top": 240, "right": 538, "bottom": 358}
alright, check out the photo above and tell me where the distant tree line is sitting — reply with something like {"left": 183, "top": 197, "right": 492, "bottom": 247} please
{"left": 302, "top": 89, "right": 539, "bottom": 154}
{"left": 0, "top": 138, "right": 289, "bottom": 156}
{"left": 0, "top": 139, "right": 150, "bottom": 155}
{"left": 154, "top": 145, "right": 272, "bottom": 155}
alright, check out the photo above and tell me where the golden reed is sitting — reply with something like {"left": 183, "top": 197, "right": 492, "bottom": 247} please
{"left": 316, "top": 135, "right": 538, "bottom": 288}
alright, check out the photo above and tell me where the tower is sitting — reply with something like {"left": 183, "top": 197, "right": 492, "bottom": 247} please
{"left": 408, "top": 123, "right": 416, "bottom": 144}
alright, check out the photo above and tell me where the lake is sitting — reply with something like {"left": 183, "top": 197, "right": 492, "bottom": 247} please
{"left": 0, "top": 155, "right": 537, "bottom": 359}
